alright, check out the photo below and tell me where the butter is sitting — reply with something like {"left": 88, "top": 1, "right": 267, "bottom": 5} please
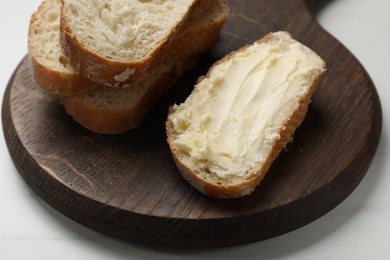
{"left": 169, "top": 32, "right": 325, "bottom": 179}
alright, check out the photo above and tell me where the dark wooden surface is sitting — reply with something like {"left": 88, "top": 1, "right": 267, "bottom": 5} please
{"left": 2, "top": 0, "right": 382, "bottom": 248}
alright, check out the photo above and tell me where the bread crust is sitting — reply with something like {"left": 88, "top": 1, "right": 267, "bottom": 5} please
{"left": 166, "top": 33, "right": 325, "bottom": 199}
{"left": 59, "top": 0, "right": 201, "bottom": 87}
{"left": 28, "top": 53, "right": 102, "bottom": 95}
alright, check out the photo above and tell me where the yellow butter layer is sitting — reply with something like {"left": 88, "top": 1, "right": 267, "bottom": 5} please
{"left": 169, "top": 31, "right": 325, "bottom": 179}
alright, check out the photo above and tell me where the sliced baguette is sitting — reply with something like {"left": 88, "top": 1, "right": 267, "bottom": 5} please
{"left": 166, "top": 31, "right": 326, "bottom": 199}
{"left": 60, "top": 0, "right": 200, "bottom": 87}
{"left": 29, "top": 0, "right": 228, "bottom": 95}
{"left": 60, "top": 0, "right": 229, "bottom": 134}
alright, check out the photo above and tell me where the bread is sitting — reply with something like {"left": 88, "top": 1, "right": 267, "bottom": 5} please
{"left": 28, "top": 0, "right": 101, "bottom": 95}
{"left": 60, "top": 0, "right": 201, "bottom": 87}
{"left": 166, "top": 32, "right": 326, "bottom": 199}
{"left": 59, "top": 0, "right": 229, "bottom": 134}
{"left": 28, "top": 0, "right": 228, "bottom": 95}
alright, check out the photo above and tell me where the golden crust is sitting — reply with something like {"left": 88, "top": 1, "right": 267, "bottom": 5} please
{"left": 28, "top": 52, "right": 102, "bottom": 95}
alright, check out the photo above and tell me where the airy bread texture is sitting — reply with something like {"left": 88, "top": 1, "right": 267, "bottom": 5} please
{"left": 60, "top": 0, "right": 200, "bottom": 86}
{"left": 28, "top": 0, "right": 101, "bottom": 95}
{"left": 166, "top": 32, "right": 326, "bottom": 199}
{"left": 60, "top": 0, "right": 229, "bottom": 134}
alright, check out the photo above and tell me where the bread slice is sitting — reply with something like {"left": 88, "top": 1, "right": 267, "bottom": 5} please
{"left": 28, "top": 0, "right": 101, "bottom": 95}
{"left": 28, "top": 0, "right": 228, "bottom": 95}
{"left": 166, "top": 31, "right": 326, "bottom": 199}
{"left": 60, "top": 0, "right": 201, "bottom": 87}
{"left": 60, "top": 0, "right": 229, "bottom": 134}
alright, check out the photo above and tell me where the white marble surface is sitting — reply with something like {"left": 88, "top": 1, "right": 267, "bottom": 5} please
{"left": 0, "top": 0, "right": 389, "bottom": 259}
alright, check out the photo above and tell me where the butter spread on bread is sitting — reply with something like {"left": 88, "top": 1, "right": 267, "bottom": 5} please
{"left": 166, "top": 31, "right": 326, "bottom": 199}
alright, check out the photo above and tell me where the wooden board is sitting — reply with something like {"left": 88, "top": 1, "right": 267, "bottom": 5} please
{"left": 2, "top": 0, "right": 382, "bottom": 248}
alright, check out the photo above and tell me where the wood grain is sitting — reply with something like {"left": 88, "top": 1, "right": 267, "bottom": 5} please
{"left": 2, "top": 0, "right": 382, "bottom": 247}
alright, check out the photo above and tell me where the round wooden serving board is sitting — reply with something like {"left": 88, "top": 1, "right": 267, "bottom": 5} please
{"left": 2, "top": 0, "right": 382, "bottom": 248}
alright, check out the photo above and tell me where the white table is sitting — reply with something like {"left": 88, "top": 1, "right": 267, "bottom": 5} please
{"left": 1, "top": 0, "right": 389, "bottom": 259}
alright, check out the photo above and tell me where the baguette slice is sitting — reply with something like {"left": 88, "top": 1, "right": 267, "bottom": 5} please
{"left": 28, "top": 0, "right": 101, "bottom": 95}
{"left": 60, "top": 1, "right": 229, "bottom": 134}
{"left": 166, "top": 31, "right": 326, "bottom": 199}
{"left": 29, "top": 0, "right": 228, "bottom": 95}
{"left": 60, "top": 0, "right": 200, "bottom": 87}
